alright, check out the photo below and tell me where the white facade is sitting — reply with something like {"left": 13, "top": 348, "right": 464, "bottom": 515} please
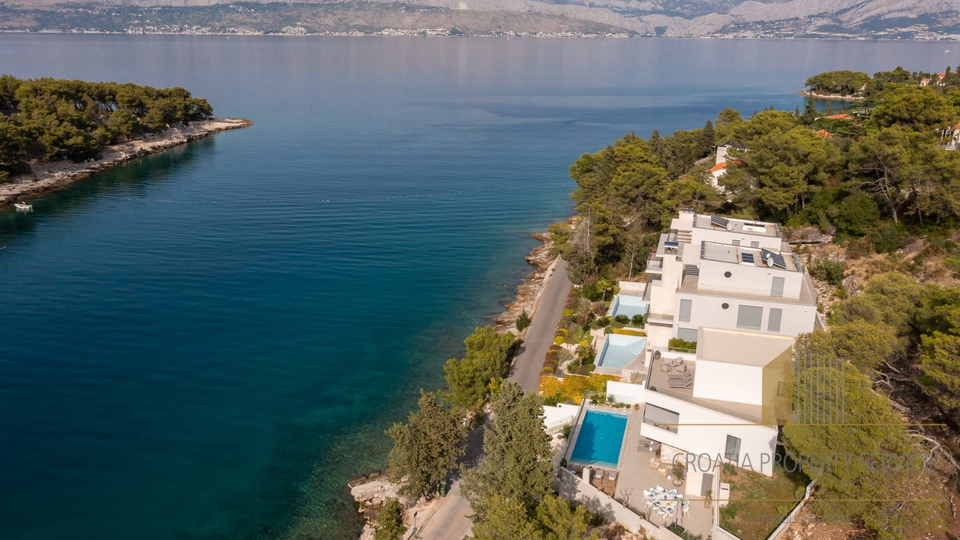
{"left": 600, "top": 211, "right": 815, "bottom": 477}
{"left": 639, "top": 390, "right": 778, "bottom": 476}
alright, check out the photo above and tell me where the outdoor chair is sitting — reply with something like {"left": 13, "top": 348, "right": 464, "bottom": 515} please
{"left": 667, "top": 372, "right": 694, "bottom": 388}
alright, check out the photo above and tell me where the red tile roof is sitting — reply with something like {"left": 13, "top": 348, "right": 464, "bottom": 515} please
{"left": 814, "top": 129, "right": 834, "bottom": 140}
{"left": 825, "top": 113, "right": 854, "bottom": 121}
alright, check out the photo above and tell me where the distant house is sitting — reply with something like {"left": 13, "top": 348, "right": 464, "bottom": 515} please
{"left": 948, "top": 122, "right": 960, "bottom": 150}
{"left": 921, "top": 78, "right": 932, "bottom": 86}
{"left": 710, "top": 143, "right": 746, "bottom": 190}
{"left": 824, "top": 113, "right": 854, "bottom": 121}
{"left": 814, "top": 129, "right": 833, "bottom": 140}
{"left": 938, "top": 73, "right": 947, "bottom": 86}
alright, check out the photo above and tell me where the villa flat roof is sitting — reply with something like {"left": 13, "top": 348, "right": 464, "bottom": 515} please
{"left": 679, "top": 272, "right": 818, "bottom": 305}
{"left": 696, "top": 328, "right": 793, "bottom": 367}
{"left": 700, "top": 241, "right": 801, "bottom": 272}
{"left": 692, "top": 214, "right": 781, "bottom": 238}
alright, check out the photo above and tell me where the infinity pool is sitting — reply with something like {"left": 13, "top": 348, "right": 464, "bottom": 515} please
{"left": 570, "top": 410, "right": 629, "bottom": 467}
{"left": 596, "top": 334, "right": 647, "bottom": 369}
{"left": 610, "top": 294, "right": 649, "bottom": 318}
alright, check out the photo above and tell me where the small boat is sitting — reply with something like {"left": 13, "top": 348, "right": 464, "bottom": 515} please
{"left": 14, "top": 202, "right": 32, "bottom": 212}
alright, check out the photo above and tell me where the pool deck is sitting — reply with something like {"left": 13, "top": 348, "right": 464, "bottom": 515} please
{"left": 616, "top": 408, "right": 714, "bottom": 537}
{"left": 561, "top": 405, "right": 714, "bottom": 537}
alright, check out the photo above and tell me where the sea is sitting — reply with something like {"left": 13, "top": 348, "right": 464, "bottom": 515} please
{"left": 0, "top": 35, "right": 949, "bottom": 540}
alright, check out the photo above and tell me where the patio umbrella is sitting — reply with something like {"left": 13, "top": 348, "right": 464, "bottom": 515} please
{"left": 673, "top": 494, "right": 683, "bottom": 525}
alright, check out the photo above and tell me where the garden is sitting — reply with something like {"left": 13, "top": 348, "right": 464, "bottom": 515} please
{"left": 718, "top": 456, "right": 811, "bottom": 540}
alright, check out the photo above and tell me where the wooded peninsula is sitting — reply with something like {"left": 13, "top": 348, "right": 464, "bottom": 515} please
{"left": 0, "top": 76, "right": 249, "bottom": 202}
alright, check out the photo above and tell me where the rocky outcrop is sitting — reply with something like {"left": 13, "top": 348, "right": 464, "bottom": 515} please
{"left": 495, "top": 232, "right": 557, "bottom": 333}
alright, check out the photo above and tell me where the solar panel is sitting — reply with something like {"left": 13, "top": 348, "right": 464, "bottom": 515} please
{"left": 710, "top": 215, "right": 729, "bottom": 228}
{"left": 762, "top": 248, "right": 787, "bottom": 269}
{"left": 741, "top": 252, "right": 755, "bottom": 264}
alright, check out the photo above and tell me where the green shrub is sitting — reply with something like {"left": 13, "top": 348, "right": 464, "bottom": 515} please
{"left": 614, "top": 314, "right": 630, "bottom": 324}
{"left": 872, "top": 223, "right": 905, "bottom": 253}
{"left": 561, "top": 425, "right": 572, "bottom": 440}
{"left": 554, "top": 336, "right": 565, "bottom": 345}
{"left": 830, "top": 191, "right": 880, "bottom": 236}
{"left": 610, "top": 328, "right": 646, "bottom": 337}
{"left": 720, "top": 502, "right": 739, "bottom": 521}
{"left": 516, "top": 310, "right": 531, "bottom": 332}
{"left": 668, "top": 337, "right": 697, "bottom": 352}
{"left": 562, "top": 309, "right": 575, "bottom": 317}
{"left": 809, "top": 259, "right": 846, "bottom": 286}
{"left": 630, "top": 314, "right": 645, "bottom": 327}
{"left": 374, "top": 498, "right": 405, "bottom": 540}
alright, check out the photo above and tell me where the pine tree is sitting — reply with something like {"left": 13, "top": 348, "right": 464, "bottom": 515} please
{"left": 386, "top": 391, "right": 466, "bottom": 499}
{"left": 462, "top": 381, "right": 554, "bottom": 519}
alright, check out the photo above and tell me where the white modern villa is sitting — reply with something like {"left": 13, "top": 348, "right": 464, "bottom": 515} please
{"left": 551, "top": 210, "right": 819, "bottom": 540}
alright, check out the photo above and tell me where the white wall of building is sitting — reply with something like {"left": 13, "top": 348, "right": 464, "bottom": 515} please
{"left": 543, "top": 403, "right": 580, "bottom": 429}
{"left": 697, "top": 259, "right": 803, "bottom": 299}
{"left": 673, "top": 292, "right": 816, "bottom": 339}
{"left": 640, "top": 391, "right": 778, "bottom": 476}
{"left": 607, "top": 381, "right": 647, "bottom": 405}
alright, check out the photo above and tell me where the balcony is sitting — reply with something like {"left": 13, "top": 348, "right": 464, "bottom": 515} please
{"left": 645, "top": 255, "right": 664, "bottom": 274}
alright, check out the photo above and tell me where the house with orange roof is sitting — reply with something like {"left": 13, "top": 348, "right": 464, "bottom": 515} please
{"left": 814, "top": 129, "right": 833, "bottom": 140}
{"left": 825, "top": 113, "right": 854, "bottom": 121}
{"left": 921, "top": 78, "right": 932, "bottom": 86}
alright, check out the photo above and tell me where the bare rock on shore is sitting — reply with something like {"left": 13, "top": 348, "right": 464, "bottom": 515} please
{"left": 0, "top": 117, "right": 252, "bottom": 206}
{"left": 349, "top": 475, "right": 408, "bottom": 540}
{"left": 495, "top": 231, "right": 557, "bottom": 332}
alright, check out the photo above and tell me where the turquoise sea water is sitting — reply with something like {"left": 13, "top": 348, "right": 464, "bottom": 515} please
{"left": 570, "top": 410, "right": 629, "bottom": 467}
{"left": 0, "top": 35, "right": 951, "bottom": 540}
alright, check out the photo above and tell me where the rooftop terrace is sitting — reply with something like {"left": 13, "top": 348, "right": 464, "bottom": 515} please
{"left": 692, "top": 214, "right": 781, "bottom": 238}
{"left": 700, "top": 242, "right": 801, "bottom": 272}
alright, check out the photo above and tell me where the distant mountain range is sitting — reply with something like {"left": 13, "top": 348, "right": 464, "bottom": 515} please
{"left": 2, "top": 0, "right": 960, "bottom": 38}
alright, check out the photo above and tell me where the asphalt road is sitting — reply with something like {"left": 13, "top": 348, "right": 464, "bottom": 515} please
{"left": 415, "top": 259, "right": 572, "bottom": 539}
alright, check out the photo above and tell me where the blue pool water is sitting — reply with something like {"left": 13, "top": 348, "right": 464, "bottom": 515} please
{"left": 570, "top": 410, "right": 629, "bottom": 467}
{"left": 596, "top": 334, "right": 647, "bottom": 369}
{"left": 611, "top": 294, "right": 649, "bottom": 318}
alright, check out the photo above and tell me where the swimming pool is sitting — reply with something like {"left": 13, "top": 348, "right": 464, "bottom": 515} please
{"left": 596, "top": 334, "right": 647, "bottom": 369}
{"left": 570, "top": 410, "right": 629, "bottom": 467}
{"left": 610, "top": 294, "right": 649, "bottom": 318}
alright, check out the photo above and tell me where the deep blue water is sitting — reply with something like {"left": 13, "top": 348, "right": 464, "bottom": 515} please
{"left": 0, "top": 35, "right": 952, "bottom": 540}
{"left": 570, "top": 410, "right": 629, "bottom": 467}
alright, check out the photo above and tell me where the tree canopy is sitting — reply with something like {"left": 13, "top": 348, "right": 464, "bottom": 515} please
{"left": 0, "top": 75, "right": 213, "bottom": 180}
{"left": 462, "top": 381, "right": 554, "bottom": 519}
{"left": 805, "top": 70, "right": 870, "bottom": 96}
{"left": 386, "top": 390, "right": 465, "bottom": 500}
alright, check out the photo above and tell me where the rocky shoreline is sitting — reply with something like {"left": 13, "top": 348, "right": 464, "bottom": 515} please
{"left": 797, "top": 90, "right": 864, "bottom": 101}
{"left": 349, "top": 229, "right": 560, "bottom": 537}
{"left": 0, "top": 117, "right": 252, "bottom": 206}
{"left": 494, "top": 231, "right": 557, "bottom": 332}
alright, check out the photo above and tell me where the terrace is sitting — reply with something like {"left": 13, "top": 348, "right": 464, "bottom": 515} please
{"left": 608, "top": 294, "right": 649, "bottom": 319}
{"left": 616, "top": 408, "right": 715, "bottom": 538}
{"left": 692, "top": 213, "right": 780, "bottom": 238}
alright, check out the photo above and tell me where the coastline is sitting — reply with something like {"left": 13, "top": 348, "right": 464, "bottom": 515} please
{"left": 349, "top": 228, "right": 562, "bottom": 538}
{"left": 0, "top": 117, "right": 252, "bottom": 206}
{"left": 494, "top": 231, "right": 558, "bottom": 332}
{"left": 797, "top": 90, "right": 863, "bottom": 101}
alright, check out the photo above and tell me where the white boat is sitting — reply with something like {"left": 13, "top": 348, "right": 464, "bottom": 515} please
{"left": 14, "top": 202, "right": 32, "bottom": 212}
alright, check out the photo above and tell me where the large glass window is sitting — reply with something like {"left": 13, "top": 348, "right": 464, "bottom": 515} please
{"left": 768, "top": 308, "right": 783, "bottom": 332}
{"left": 679, "top": 299, "right": 692, "bottom": 322}
{"left": 725, "top": 435, "right": 742, "bottom": 463}
{"left": 737, "top": 305, "right": 763, "bottom": 329}
{"left": 643, "top": 404, "right": 680, "bottom": 434}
